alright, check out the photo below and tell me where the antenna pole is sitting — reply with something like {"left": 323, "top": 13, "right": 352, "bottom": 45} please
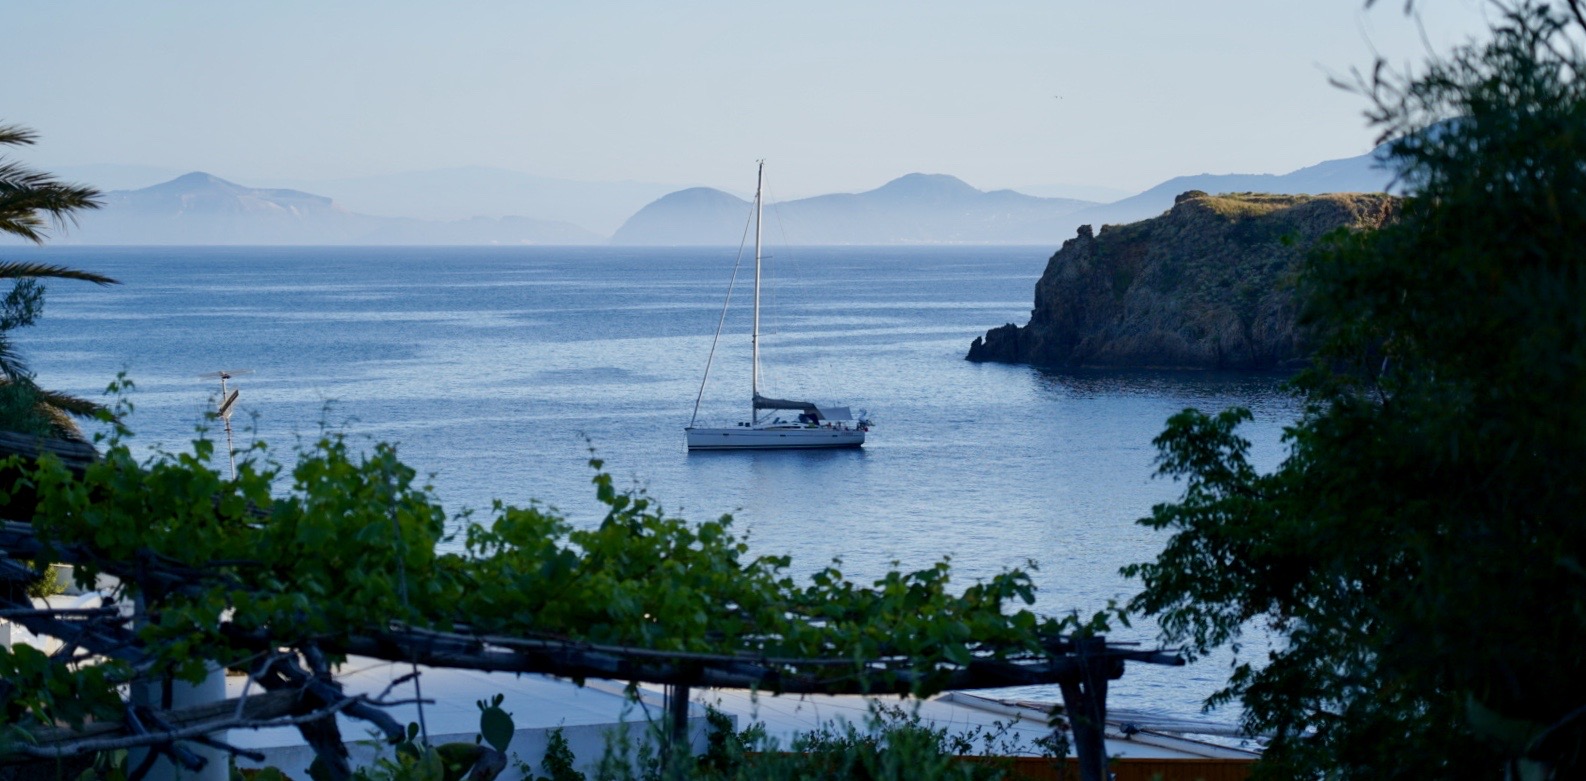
{"left": 202, "top": 370, "right": 250, "bottom": 481}
{"left": 220, "top": 374, "right": 236, "bottom": 481}
{"left": 751, "top": 160, "right": 763, "bottom": 426}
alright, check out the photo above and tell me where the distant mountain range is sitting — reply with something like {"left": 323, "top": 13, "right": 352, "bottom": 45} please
{"left": 609, "top": 147, "right": 1393, "bottom": 245}
{"left": 613, "top": 173, "right": 1095, "bottom": 245}
{"left": 28, "top": 146, "right": 1396, "bottom": 246}
{"left": 55, "top": 172, "right": 602, "bottom": 246}
{"left": 1065, "top": 146, "right": 1396, "bottom": 230}
{"left": 253, "top": 167, "right": 681, "bottom": 236}
{"left": 52, "top": 164, "right": 684, "bottom": 236}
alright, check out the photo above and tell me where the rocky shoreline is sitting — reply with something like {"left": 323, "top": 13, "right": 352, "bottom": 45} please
{"left": 967, "top": 191, "right": 1397, "bottom": 370}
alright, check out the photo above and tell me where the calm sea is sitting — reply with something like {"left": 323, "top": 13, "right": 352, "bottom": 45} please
{"left": 14, "top": 244, "right": 1296, "bottom": 728}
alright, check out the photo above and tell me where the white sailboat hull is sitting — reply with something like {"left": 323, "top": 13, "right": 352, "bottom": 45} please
{"left": 686, "top": 426, "right": 865, "bottom": 451}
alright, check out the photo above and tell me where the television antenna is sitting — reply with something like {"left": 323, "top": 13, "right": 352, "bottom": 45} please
{"left": 198, "top": 370, "right": 252, "bottom": 480}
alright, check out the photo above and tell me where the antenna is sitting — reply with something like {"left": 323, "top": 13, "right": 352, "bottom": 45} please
{"left": 198, "top": 370, "right": 253, "bottom": 480}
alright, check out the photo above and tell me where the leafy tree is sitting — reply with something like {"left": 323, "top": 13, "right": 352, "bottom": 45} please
{"left": 1124, "top": 2, "right": 1586, "bottom": 779}
{"left": 0, "top": 122, "right": 117, "bottom": 438}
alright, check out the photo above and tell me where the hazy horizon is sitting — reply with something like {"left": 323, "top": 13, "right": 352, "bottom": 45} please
{"left": 10, "top": 2, "right": 1491, "bottom": 199}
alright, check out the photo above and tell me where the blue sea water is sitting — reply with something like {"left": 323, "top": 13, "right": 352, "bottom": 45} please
{"left": 14, "top": 244, "right": 1296, "bottom": 727}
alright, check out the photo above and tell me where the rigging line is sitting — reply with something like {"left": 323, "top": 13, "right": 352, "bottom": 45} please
{"left": 758, "top": 180, "right": 818, "bottom": 393}
{"left": 689, "top": 200, "right": 757, "bottom": 427}
{"left": 762, "top": 181, "right": 808, "bottom": 393}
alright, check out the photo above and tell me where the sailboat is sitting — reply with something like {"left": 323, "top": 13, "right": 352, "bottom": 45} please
{"left": 685, "top": 162, "right": 870, "bottom": 451}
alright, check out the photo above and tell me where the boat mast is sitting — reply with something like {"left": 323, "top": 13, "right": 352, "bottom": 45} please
{"left": 751, "top": 160, "right": 763, "bottom": 425}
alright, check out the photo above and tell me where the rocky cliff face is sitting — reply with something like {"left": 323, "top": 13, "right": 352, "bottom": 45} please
{"left": 967, "top": 191, "right": 1397, "bottom": 370}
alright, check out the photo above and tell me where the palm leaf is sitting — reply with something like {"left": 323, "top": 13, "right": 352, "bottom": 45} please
{"left": 0, "top": 177, "right": 102, "bottom": 243}
{"left": 0, "top": 124, "right": 102, "bottom": 243}
{"left": 0, "top": 262, "right": 119, "bottom": 286}
{"left": 0, "top": 381, "right": 102, "bottom": 442}
{"left": 0, "top": 344, "right": 29, "bottom": 383}
{"left": 0, "top": 124, "right": 39, "bottom": 148}
{"left": 33, "top": 387, "right": 105, "bottom": 419}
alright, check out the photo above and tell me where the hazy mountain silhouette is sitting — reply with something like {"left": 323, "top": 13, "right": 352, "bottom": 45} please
{"left": 55, "top": 173, "right": 601, "bottom": 245}
{"left": 1069, "top": 145, "right": 1395, "bottom": 229}
{"left": 51, "top": 163, "right": 192, "bottom": 191}
{"left": 609, "top": 188, "right": 753, "bottom": 245}
{"left": 37, "top": 145, "right": 1398, "bottom": 246}
{"left": 260, "top": 166, "right": 682, "bottom": 236}
{"left": 611, "top": 173, "right": 1095, "bottom": 245}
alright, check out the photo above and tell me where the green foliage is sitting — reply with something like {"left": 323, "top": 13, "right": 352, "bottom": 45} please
{"left": 478, "top": 693, "right": 515, "bottom": 754}
{"left": 1124, "top": 3, "right": 1586, "bottom": 778}
{"left": 78, "top": 748, "right": 130, "bottom": 781}
{"left": 574, "top": 701, "right": 1054, "bottom": 781}
{"left": 0, "top": 643, "right": 124, "bottom": 747}
{"left": 453, "top": 457, "right": 1079, "bottom": 678}
{"left": 695, "top": 708, "right": 749, "bottom": 778}
{"left": 234, "top": 767, "right": 292, "bottom": 781}
{"left": 0, "top": 375, "right": 52, "bottom": 436}
{"left": 350, "top": 705, "right": 509, "bottom": 781}
{"left": 532, "top": 727, "right": 585, "bottom": 781}
{"left": 22, "top": 561, "right": 65, "bottom": 599}
{"left": 22, "top": 426, "right": 460, "bottom": 681}
{"left": 769, "top": 703, "right": 1046, "bottom": 781}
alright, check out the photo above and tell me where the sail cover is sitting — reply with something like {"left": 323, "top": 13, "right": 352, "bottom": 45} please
{"left": 753, "top": 394, "right": 853, "bottom": 421}
{"left": 753, "top": 393, "right": 818, "bottom": 414}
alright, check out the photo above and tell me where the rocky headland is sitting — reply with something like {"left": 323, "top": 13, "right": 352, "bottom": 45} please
{"left": 967, "top": 191, "right": 1398, "bottom": 370}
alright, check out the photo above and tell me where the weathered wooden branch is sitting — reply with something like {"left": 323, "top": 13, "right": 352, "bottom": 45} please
{"left": 11, "top": 688, "right": 313, "bottom": 761}
{"left": 333, "top": 625, "right": 1162, "bottom": 695}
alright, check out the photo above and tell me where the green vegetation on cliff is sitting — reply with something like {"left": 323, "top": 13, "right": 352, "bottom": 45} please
{"left": 967, "top": 190, "right": 1396, "bottom": 369}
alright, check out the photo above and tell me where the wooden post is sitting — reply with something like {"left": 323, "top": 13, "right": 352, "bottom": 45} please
{"left": 663, "top": 682, "right": 690, "bottom": 775}
{"left": 1057, "top": 636, "right": 1113, "bottom": 781}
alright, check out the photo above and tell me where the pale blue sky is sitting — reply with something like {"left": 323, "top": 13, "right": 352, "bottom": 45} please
{"left": 9, "top": 1, "right": 1491, "bottom": 197}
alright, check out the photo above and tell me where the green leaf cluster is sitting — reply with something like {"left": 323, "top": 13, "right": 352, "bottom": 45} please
{"left": 0, "top": 643, "right": 124, "bottom": 750}
{"left": 559, "top": 702, "right": 1057, "bottom": 781}
{"left": 454, "top": 461, "right": 1077, "bottom": 675}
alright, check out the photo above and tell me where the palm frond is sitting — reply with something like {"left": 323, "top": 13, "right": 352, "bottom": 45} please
{"left": 0, "top": 160, "right": 66, "bottom": 192}
{"left": 0, "top": 211, "right": 48, "bottom": 244}
{"left": 0, "top": 262, "right": 119, "bottom": 286}
{"left": 0, "top": 349, "right": 29, "bottom": 384}
{"left": 0, "top": 380, "right": 101, "bottom": 442}
{"left": 0, "top": 124, "right": 39, "bottom": 148}
{"left": 0, "top": 175, "right": 102, "bottom": 243}
{"left": 0, "top": 169, "right": 101, "bottom": 211}
{"left": 36, "top": 403, "right": 86, "bottom": 441}
{"left": 0, "top": 137, "right": 103, "bottom": 243}
{"left": 33, "top": 387, "right": 105, "bottom": 419}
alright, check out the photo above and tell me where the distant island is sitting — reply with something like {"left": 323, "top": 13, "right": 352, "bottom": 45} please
{"left": 611, "top": 173, "right": 1095, "bottom": 245}
{"left": 23, "top": 147, "right": 1396, "bottom": 246}
{"left": 61, "top": 172, "right": 603, "bottom": 246}
{"left": 613, "top": 145, "right": 1393, "bottom": 245}
{"left": 967, "top": 191, "right": 1398, "bottom": 370}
